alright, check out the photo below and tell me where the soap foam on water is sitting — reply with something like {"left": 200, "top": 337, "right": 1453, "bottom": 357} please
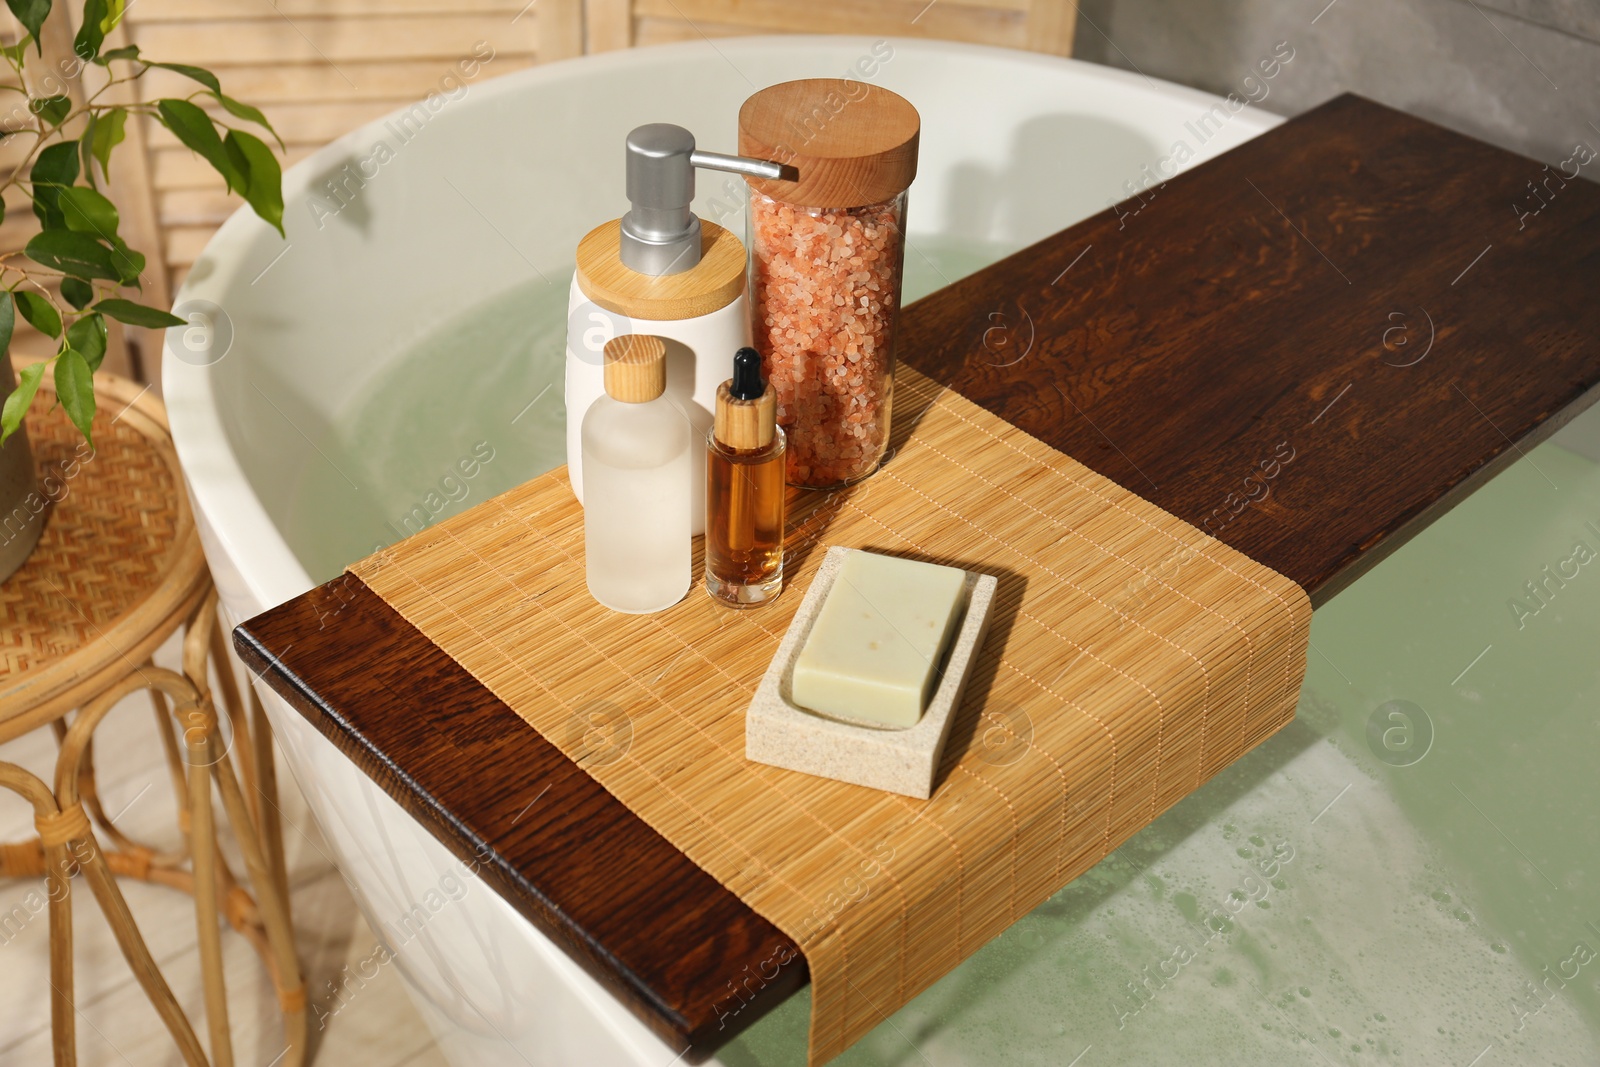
{"left": 720, "top": 730, "right": 1599, "bottom": 1066}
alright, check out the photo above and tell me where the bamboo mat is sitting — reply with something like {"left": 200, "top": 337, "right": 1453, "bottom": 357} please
{"left": 349, "top": 366, "right": 1311, "bottom": 1064}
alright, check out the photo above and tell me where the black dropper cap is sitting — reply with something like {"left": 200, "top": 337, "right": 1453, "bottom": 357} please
{"left": 731, "top": 347, "right": 765, "bottom": 400}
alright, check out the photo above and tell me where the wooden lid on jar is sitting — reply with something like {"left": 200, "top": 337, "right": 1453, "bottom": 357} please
{"left": 603, "top": 334, "right": 667, "bottom": 403}
{"left": 739, "top": 79, "right": 920, "bottom": 208}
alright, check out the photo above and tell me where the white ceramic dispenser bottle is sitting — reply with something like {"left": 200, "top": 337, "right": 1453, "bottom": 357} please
{"left": 566, "top": 124, "right": 787, "bottom": 534}
{"left": 582, "top": 334, "right": 691, "bottom": 613}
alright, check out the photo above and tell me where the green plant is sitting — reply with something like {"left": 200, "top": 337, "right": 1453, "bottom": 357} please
{"left": 0, "top": 0, "right": 284, "bottom": 448}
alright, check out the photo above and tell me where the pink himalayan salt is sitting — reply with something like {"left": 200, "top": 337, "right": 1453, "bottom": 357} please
{"left": 749, "top": 192, "right": 904, "bottom": 487}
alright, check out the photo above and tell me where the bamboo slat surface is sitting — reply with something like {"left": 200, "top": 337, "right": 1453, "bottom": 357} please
{"left": 349, "top": 365, "right": 1309, "bottom": 1065}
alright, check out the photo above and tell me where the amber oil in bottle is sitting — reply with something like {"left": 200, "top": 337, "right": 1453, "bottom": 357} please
{"left": 706, "top": 348, "right": 786, "bottom": 607}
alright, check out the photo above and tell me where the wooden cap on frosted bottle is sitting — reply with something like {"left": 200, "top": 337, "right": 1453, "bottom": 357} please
{"left": 603, "top": 334, "right": 667, "bottom": 403}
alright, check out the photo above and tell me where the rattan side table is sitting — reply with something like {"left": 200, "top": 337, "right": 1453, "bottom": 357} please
{"left": 0, "top": 368, "right": 307, "bottom": 1067}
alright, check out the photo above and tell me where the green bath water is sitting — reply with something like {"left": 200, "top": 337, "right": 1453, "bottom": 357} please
{"left": 284, "top": 234, "right": 1600, "bottom": 1065}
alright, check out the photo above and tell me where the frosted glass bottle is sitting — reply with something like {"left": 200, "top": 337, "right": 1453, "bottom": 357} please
{"left": 582, "top": 334, "right": 691, "bottom": 613}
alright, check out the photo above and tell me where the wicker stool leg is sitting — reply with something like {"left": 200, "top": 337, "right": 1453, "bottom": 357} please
{"left": 211, "top": 740, "right": 308, "bottom": 1065}
{"left": 248, "top": 687, "right": 293, "bottom": 925}
{"left": 0, "top": 763, "right": 78, "bottom": 1067}
{"left": 178, "top": 721, "right": 232, "bottom": 1067}
{"left": 44, "top": 838, "right": 75, "bottom": 1067}
{"left": 54, "top": 672, "right": 215, "bottom": 1067}
{"left": 188, "top": 594, "right": 307, "bottom": 1067}
{"left": 74, "top": 816, "right": 212, "bottom": 1067}
{"left": 211, "top": 612, "right": 295, "bottom": 927}
{"left": 207, "top": 621, "right": 258, "bottom": 824}
{"left": 41, "top": 627, "right": 307, "bottom": 1067}
{"left": 148, "top": 678, "right": 193, "bottom": 844}
{"left": 72, "top": 729, "right": 185, "bottom": 869}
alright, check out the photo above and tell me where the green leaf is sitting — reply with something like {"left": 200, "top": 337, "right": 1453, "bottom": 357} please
{"left": 26, "top": 230, "right": 119, "bottom": 281}
{"left": 32, "top": 141, "right": 79, "bottom": 184}
{"left": 149, "top": 61, "right": 219, "bottom": 93}
{"left": 30, "top": 95, "right": 71, "bottom": 127}
{"left": 75, "top": 0, "right": 106, "bottom": 60}
{"left": 106, "top": 236, "right": 143, "bottom": 286}
{"left": 60, "top": 278, "right": 93, "bottom": 310}
{"left": 66, "top": 312, "right": 107, "bottom": 372}
{"left": 30, "top": 141, "right": 80, "bottom": 228}
{"left": 1, "top": 361, "right": 44, "bottom": 448}
{"left": 89, "top": 107, "right": 127, "bottom": 181}
{"left": 59, "top": 186, "right": 120, "bottom": 238}
{"left": 93, "top": 298, "right": 183, "bottom": 328}
{"left": 1, "top": 35, "right": 31, "bottom": 65}
{"left": 225, "top": 129, "right": 284, "bottom": 235}
{"left": 79, "top": 111, "right": 97, "bottom": 189}
{"left": 54, "top": 348, "right": 94, "bottom": 445}
{"left": 157, "top": 98, "right": 241, "bottom": 192}
{"left": 14, "top": 291, "right": 61, "bottom": 338}
{"left": 5, "top": 0, "right": 50, "bottom": 55}
{"left": 97, "top": 43, "right": 138, "bottom": 64}
{"left": 213, "top": 91, "right": 282, "bottom": 149}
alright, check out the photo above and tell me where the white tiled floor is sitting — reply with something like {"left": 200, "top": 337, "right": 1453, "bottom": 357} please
{"left": 0, "top": 635, "right": 449, "bottom": 1066}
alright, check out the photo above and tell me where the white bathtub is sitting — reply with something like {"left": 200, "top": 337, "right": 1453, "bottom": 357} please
{"left": 163, "top": 38, "right": 1284, "bottom": 1065}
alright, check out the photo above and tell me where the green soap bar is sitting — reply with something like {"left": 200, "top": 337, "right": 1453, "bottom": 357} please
{"left": 791, "top": 550, "right": 968, "bottom": 728}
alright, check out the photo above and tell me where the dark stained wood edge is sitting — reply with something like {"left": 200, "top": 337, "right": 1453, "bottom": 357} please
{"left": 235, "top": 576, "right": 806, "bottom": 1059}
{"left": 1301, "top": 376, "right": 1600, "bottom": 606}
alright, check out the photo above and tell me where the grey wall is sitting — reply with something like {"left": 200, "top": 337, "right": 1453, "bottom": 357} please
{"left": 1072, "top": 0, "right": 1600, "bottom": 169}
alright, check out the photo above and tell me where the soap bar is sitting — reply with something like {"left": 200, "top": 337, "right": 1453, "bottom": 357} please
{"left": 791, "top": 551, "right": 968, "bottom": 728}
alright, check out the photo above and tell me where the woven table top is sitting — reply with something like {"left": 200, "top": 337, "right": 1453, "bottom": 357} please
{"left": 0, "top": 370, "right": 206, "bottom": 733}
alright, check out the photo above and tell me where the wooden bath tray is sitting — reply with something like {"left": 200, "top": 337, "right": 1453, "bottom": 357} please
{"left": 235, "top": 94, "right": 1600, "bottom": 1059}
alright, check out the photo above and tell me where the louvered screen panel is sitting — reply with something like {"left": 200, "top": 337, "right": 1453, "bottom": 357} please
{"left": 127, "top": 0, "right": 572, "bottom": 293}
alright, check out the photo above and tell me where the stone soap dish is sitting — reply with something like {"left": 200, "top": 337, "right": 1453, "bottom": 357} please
{"left": 746, "top": 546, "right": 998, "bottom": 799}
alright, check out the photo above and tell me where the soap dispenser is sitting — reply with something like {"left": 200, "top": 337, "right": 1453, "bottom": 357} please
{"left": 566, "top": 123, "right": 786, "bottom": 534}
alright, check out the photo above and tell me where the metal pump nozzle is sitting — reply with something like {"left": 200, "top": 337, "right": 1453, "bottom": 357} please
{"left": 619, "top": 124, "right": 786, "bottom": 277}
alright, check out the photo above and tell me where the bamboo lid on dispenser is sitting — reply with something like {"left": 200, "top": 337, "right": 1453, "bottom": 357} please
{"left": 603, "top": 334, "right": 667, "bottom": 403}
{"left": 576, "top": 218, "right": 748, "bottom": 321}
{"left": 714, "top": 348, "right": 777, "bottom": 449}
{"left": 738, "top": 79, "right": 920, "bottom": 208}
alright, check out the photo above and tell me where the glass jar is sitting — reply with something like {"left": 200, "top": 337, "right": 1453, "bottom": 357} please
{"left": 739, "top": 78, "right": 920, "bottom": 489}
{"left": 748, "top": 188, "right": 906, "bottom": 488}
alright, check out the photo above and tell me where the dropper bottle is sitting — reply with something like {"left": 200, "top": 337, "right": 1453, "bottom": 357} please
{"left": 705, "top": 347, "right": 786, "bottom": 607}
